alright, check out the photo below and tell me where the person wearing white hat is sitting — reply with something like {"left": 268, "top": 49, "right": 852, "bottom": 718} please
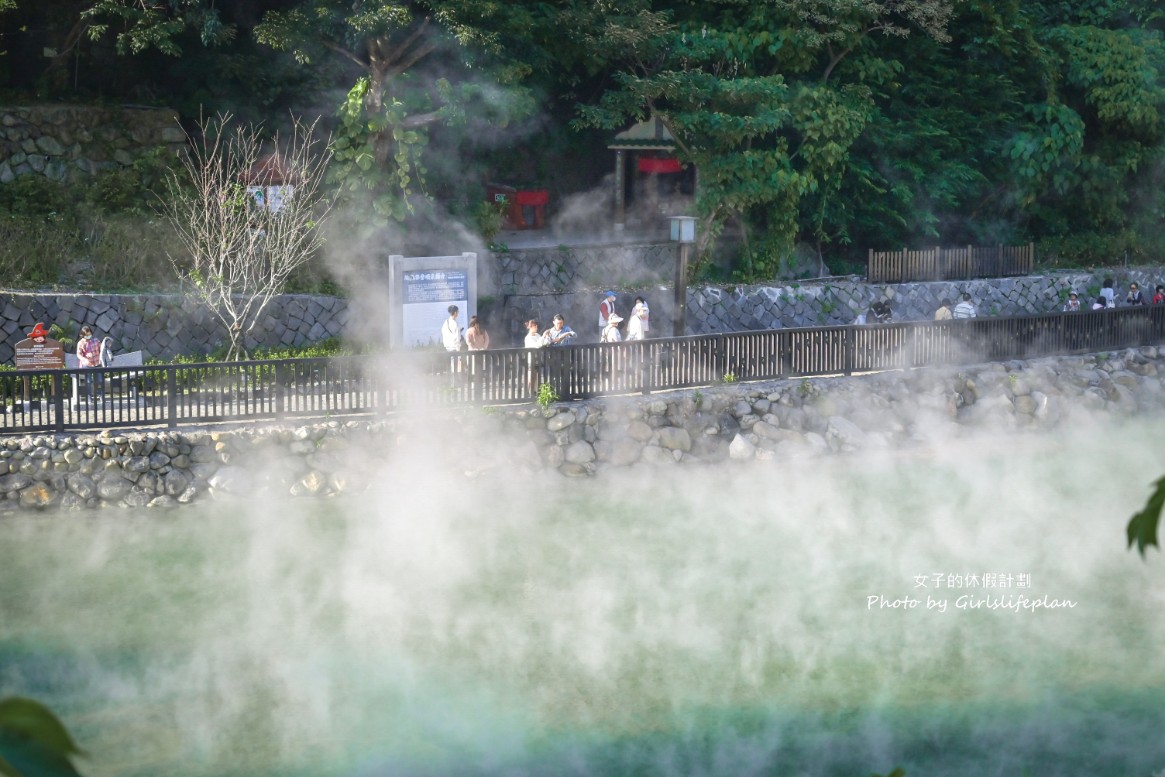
{"left": 627, "top": 298, "right": 649, "bottom": 341}
{"left": 601, "top": 312, "right": 624, "bottom": 343}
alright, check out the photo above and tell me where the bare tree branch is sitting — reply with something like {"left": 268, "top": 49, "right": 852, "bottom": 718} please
{"left": 162, "top": 113, "right": 336, "bottom": 360}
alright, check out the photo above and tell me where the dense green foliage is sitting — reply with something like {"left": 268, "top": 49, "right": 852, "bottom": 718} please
{"left": 0, "top": 0, "right": 1163, "bottom": 282}
{"left": 0, "top": 156, "right": 186, "bottom": 291}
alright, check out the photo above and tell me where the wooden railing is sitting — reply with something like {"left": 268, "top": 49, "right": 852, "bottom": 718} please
{"left": 868, "top": 243, "right": 1035, "bottom": 283}
{"left": 1, "top": 305, "right": 1161, "bottom": 434}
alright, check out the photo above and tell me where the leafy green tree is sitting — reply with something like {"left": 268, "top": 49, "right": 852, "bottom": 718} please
{"left": 576, "top": 0, "right": 961, "bottom": 279}
{"left": 77, "top": 1, "right": 550, "bottom": 225}
{"left": 253, "top": 1, "right": 553, "bottom": 222}
{"left": 809, "top": 0, "right": 1165, "bottom": 266}
{"left": 82, "top": 0, "right": 235, "bottom": 54}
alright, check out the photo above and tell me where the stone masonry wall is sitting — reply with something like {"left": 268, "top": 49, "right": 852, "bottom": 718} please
{"left": 0, "top": 105, "right": 187, "bottom": 183}
{"left": 496, "top": 267, "right": 1165, "bottom": 347}
{"left": 3, "top": 267, "right": 1160, "bottom": 357}
{"left": 489, "top": 243, "right": 676, "bottom": 295}
{"left": 1, "top": 346, "right": 1161, "bottom": 511}
{"left": 0, "top": 292, "right": 349, "bottom": 363}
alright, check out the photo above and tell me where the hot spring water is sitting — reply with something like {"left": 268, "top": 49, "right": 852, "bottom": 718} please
{"left": 2, "top": 417, "right": 1164, "bottom": 776}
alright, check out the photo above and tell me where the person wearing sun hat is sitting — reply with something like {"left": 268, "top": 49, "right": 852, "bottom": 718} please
{"left": 1063, "top": 291, "right": 1081, "bottom": 312}
{"left": 601, "top": 312, "right": 624, "bottom": 343}
{"left": 27, "top": 322, "right": 50, "bottom": 341}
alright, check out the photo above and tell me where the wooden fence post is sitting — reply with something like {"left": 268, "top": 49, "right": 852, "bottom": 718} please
{"left": 844, "top": 327, "right": 855, "bottom": 376}
{"left": 166, "top": 367, "right": 178, "bottom": 428}
{"left": 52, "top": 371, "right": 65, "bottom": 433}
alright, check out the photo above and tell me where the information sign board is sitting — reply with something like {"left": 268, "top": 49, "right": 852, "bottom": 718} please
{"left": 15, "top": 336, "right": 64, "bottom": 370}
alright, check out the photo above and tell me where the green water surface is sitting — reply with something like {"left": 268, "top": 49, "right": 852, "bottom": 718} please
{"left": 1, "top": 420, "right": 1164, "bottom": 776}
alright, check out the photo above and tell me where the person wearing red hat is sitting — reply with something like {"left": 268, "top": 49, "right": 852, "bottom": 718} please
{"left": 27, "top": 322, "right": 49, "bottom": 341}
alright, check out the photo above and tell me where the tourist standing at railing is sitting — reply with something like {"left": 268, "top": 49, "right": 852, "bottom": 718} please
{"left": 544, "top": 314, "right": 576, "bottom": 346}
{"left": 1125, "top": 283, "right": 1146, "bottom": 306}
{"left": 598, "top": 291, "right": 618, "bottom": 335}
{"left": 627, "top": 300, "right": 648, "bottom": 341}
{"left": 1154, "top": 285, "right": 1165, "bottom": 305}
{"left": 76, "top": 325, "right": 102, "bottom": 403}
{"left": 953, "top": 293, "right": 977, "bottom": 319}
{"left": 1091, "top": 295, "right": 1107, "bottom": 311}
{"left": 524, "top": 319, "right": 544, "bottom": 396}
{"left": 441, "top": 305, "right": 464, "bottom": 387}
{"left": 631, "top": 297, "right": 650, "bottom": 337}
{"left": 1063, "top": 292, "right": 1081, "bottom": 312}
{"left": 1100, "top": 278, "right": 1116, "bottom": 308}
{"left": 465, "top": 316, "right": 490, "bottom": 350}
{"left": 441, "top": 305, "right": 464, "bottom": 351}
{"left": 601, "top": 313, "right": 623, "bottom": 343}
{"left": 600, "top": 312, "right": 624, "bottom": 389}
{"left": 934, "top": 298, "right": 953, "bottom": 320}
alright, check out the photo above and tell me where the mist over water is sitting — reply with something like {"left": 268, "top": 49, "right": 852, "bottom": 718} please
{"left": 2, "top": 415, "right": 1164, "bottom": 777}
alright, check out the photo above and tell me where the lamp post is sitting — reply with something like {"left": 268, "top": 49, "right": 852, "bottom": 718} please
{"left": 669, "top": 216, "right": 696, "bottom": 337}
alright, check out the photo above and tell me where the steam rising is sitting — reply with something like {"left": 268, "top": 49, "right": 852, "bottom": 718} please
{"left": 2, "top": 410, "right": 1164, "bottom": 776}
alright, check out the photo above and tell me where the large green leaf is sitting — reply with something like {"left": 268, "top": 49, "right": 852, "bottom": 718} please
{"left": 0, "top": 697, "right": 85, "bottom": 777}
{"left": 1128, "top": 476, "right": 1165, "bottom": 558}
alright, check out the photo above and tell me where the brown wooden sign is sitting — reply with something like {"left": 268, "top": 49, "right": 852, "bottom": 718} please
{"left": 15, "top": 336, "right": 65, "bottom": 370}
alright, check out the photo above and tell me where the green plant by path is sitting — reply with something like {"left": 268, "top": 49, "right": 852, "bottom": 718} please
{"left": 536, "top": 381, "right": 558, "bottom": 409}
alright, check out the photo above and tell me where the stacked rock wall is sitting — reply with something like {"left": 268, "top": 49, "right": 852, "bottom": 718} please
{"left": 496, "top": 268, "right": 1165, "bottom": 347}
{"left": 0, "top": 105, "right": 187, "bottom": 182}
{"left": 1, "top": 346, "right": 1161, "bottom": 511}
{"left": 2, "top": 267, "right": 1161, "bottom": 356}
{"left": 684, "top": 270, "right": 1160, "bottom": 332}
{"left": 0, "top": 292, "right": 349, "bottom": 363}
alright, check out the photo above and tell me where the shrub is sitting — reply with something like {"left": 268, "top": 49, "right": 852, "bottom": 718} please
{"left": 0, "top": 176, "right": 72, "bottom": 216}
{"left": 0, "top": 214, "right": 77, "bottom": 286}
{"left": 84, "top": 215, "right": 187, "bottom": 291}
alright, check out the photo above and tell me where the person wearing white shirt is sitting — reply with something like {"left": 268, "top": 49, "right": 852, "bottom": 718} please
{"left": 601, "top": 313, "right": 623, "bottom": 343}
{"left": 628, "top": 298, "right": 649, "bottom": 340}
{"left": 952, "top": 293, "right": 977, "bottom": 319}
{"left": 441, "top": 305, "right": 463, "bottom": 351}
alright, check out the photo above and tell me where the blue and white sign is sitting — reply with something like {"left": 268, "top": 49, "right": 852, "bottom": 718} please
{"left": 401, "top": 270, "right": 469, "bottom": 348}
{"left": 388, "top": 254, "right": 478, "bottom": 349}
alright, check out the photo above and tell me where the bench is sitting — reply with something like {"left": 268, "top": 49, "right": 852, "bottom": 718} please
{"left": 66, "top": 350, "right": 145, "bottom": 407}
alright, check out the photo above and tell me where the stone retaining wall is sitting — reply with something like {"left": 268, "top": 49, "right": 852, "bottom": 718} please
{"left": 496, "top": 268, "right": 1165, "bottom": 347}
{"left": 3, "top": 268, "right": 1160, "bottom": 358}
{"left": 1, "top": 346, "right": 1160, "bottom": 511}
{"left": 0, "top": 105, "right": 187, "bottom": 182}
{"left": 0, "top": 292, "right": 349, "bottom": 363}
{"left": 490, "top": 243, "right": 676, "bottom": 295}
